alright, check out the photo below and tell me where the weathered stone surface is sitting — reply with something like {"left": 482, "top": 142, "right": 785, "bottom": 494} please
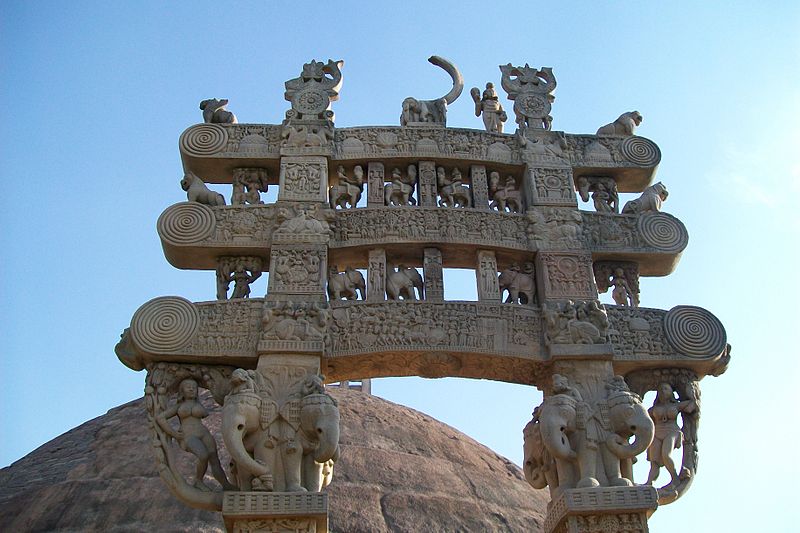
{"left": 0, "top": 388, "right": 548, "bottom": 532}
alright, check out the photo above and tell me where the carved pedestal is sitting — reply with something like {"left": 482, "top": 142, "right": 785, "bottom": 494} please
{"left": 223, "top": 492, "right": 328, "bottom": 533}
{"left": 544, "top": 487, "right": 657, "bottom": 533}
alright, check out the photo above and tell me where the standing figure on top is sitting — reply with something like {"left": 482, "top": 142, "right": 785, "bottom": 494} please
{"left": 471, "top": 82, "right": 507, "bottom": 133}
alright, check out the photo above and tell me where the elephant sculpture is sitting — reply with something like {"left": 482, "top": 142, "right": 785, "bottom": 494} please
{"left": 386, "top": 265, "right": 424, "bottom": 300}
{"left": 327, "top": 266, "right": 366, "bottom": 300}
{"left": 222, "top": 371, "right": 341, "bottom": 493}
{"left": 400, "top": 56, "right": 463, "bottom": 126}
{"left": 498, "top": 262, "right": 535, "bottom": 304}
{"left": 298, "top": 393, "right": 341, "bottom": 492}
{"left": 221, "top": 371, "right": 273, "bottom": 491}
{"left": 524, "top": 375, "right": 655, "bottom": 492}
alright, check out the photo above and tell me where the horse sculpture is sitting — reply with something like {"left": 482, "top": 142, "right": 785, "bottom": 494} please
{"left": 329, "top": 166, "right": 364, "bottom": 209}
{"left": 181, "top": 172, "right": 226, "bottom": 206}
{"left": 489, "top": 172, "right": 522, "bottom": 213}
{"left": 385, "top": 167, "right": 416, "bottom": 206}
{"left": 437, "top": 167, "right": 471, "bottom": 208}
{"left": 327, "top": 267, "right": 366, "bottom": 300}
{"left": 386, "top": 265, "right": 424, "bottom": 300}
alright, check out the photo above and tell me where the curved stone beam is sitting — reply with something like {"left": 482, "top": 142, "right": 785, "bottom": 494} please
{"left": 157, "top": 203, "right": 276, "bottom": 269}
{"left": 123, "top": 297, "right": 263, "bottom": 366}
{"left": 608, "top": 305, "right": 729, "bottom": 377}
{"left": 179, "top": 123, "right": 281, "bottom": 182}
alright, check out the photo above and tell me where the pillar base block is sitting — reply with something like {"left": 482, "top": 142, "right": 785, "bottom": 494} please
{"left": 544, "top": 486, "right": 658, "bottom": 533}
{"left": 223, "top": 492, "right": 328, "bottom": 533}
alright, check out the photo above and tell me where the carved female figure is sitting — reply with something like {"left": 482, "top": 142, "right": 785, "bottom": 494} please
{"left": 611, "top": 268, "right": 634, "bottom": 306}
{"left": 156, "top": 378, "right": 233, "bottom": 490}
{"left": 645, "top": 382, "right": 696, "bottom": 487}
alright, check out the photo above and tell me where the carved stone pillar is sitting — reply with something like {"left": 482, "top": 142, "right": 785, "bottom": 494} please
{"left": 476, "top": 250, "right": 501, "bottom": 302}
{"left": 367, "top": 162, "right": 384, "bottom": 208}
{"left": 418, "top": 160, "right": 437, "bottom": 207}
{"left": 221, "top": 354, "right": 336, "bottom": 532}
{"left": 223, "top": 492, "right": 328, "bottom": 533}
{"left": 544, "top": 487, "right": 658, "bottom": 533}
{"left": 423, "top": 248, "right": 444, "bottom": 301}
{"left": 278, "top": 156, "right": 328, "bottom": 202}
{"left": 367, "top": 248, "right": 386, "bottom": 301}
{"left": 470, "top": 165, "right": 490, "bottom": 210}
{"left": 524, "top": 166, "right": 577, "bottom": 208}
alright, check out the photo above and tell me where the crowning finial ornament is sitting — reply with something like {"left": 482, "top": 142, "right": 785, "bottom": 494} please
{"left": 499, "top": 63, "right": 557, "bottom": 130}
{"left": 122, "top": 56, "right": 730, "bottom": 533}
{"left": 284, "top": 59, "right": 344, "bottom": 121}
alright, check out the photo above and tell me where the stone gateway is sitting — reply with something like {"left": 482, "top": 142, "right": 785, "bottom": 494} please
{"left": 117, "top": 57, "right": 730, "bottom": 532}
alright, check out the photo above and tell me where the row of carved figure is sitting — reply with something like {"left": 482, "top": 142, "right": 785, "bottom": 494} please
{"left": 182, "top": 168, "right": 668, "bottom": 221}
{"left": 199, "top": 56, "right": 642, "bottom": 137}
{"left": 154, "top": 369, "right": 339, "bottom": 495}
{"left": 213, "top": 259, "right": 640, "bottom": 310}
{"left": 523, "top": 373, "right": 697, "bottom": 503}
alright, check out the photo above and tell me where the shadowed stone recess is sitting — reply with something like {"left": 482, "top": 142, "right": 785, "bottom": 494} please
{"left": 0, "top": 389, "right": 548, "bottom": 532}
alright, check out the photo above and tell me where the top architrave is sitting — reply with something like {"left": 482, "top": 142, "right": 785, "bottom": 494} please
{"left": 179, "top": 124, "right": 660, "bottom": 193}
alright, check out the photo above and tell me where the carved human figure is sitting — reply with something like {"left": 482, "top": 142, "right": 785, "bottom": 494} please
{"left": 489, "top": 172, "right": 522, "bottom": 213}
{"left": 470, "top": 82, "right": 507, "bottom": 133}
{"left": 329, "top": 165, "right": 364, "bottom": 209}
{"left": 437, "top": 167, "right": 471, "bottom": 208}
{"left": 384, "top": 166, "right": 416, "bottom": 206}
{"left": 216, "top": 262, "right": 233, "bottom": 300}
{"left": 610, "top": 268, "right": 635, "bottom": 306}
{"left": 645, "top": 382, "right": 696, "bottom": 488}
{"left": 591, "top": 183, "right": 613, "bottom": 213}
{"left": 231, "top": 263, "right": 260, "bottom": 299}
{"left": 156, "top": 379, "right": 233, "bottom": 491}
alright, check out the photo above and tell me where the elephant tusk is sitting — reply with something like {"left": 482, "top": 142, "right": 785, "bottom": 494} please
{"left": 428, "top": 55, "right": 464, "bottom": 105}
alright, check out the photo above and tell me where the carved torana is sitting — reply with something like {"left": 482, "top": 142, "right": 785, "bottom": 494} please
{"left": 120, "top": 57, "right": 730, "bottom": 533}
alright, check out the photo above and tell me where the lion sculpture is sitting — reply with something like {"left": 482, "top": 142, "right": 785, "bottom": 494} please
{"left": 200, "top": 98, "right": 238, "bottom": 124}
{"left": 596, "top": 111, "right": 642, "bottom": 136}
{"left": 622, "top": 182, "right": 668, "bottom": 214}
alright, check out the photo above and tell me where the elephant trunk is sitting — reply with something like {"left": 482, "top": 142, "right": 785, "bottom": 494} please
{"left": 606, "top": 394, "right": 655, "bottom": 459}
{"left": 222, "top": 395, "right": 270, "bottom": 479}
{"left": 606, "top": 425, "right": 654, "bottom": 459}
{"left": 300, "top": 394, "right": 341, "bottom": 464}
{"left": 538, "top": 397, "right": 577, "bottom": 461}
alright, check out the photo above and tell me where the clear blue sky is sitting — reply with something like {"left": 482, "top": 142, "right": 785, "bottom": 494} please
{"left": 2, "top": 2, "right": 798, "bottom": 531}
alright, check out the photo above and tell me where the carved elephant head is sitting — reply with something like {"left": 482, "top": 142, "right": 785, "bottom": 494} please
{"left": 299, "top": 393, "right": 341, "bottom": 492}
{"left": 531, "top": 394, "right": 579, "bottom": 491}
{"left": 221, "top": 390, "right": 271, "bottom": 490}
{"left": 605, "top": 390, "right": 655, "bottom": 460}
